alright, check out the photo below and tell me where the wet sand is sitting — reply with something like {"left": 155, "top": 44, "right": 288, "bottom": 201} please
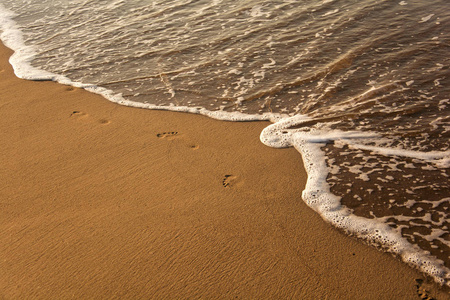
{"left": 0, "top": 43, "right": 448, "bottom": 299}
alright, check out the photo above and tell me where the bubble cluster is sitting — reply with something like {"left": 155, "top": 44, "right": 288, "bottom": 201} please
{"left": 1, "top": 0, "right": 449, "bottom": 287}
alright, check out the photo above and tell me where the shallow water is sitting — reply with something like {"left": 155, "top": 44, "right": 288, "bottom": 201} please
{"left": 1, "top": 0, "right": 449, "bottom": 286}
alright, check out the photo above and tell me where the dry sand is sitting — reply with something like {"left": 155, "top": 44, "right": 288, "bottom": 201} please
{"left": 0, "top": 43, "right": 448, "bottom": 299}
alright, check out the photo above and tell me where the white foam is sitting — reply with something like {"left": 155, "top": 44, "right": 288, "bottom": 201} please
{"left": 419, "top": 14, "right": 435, "bottom": 23}
{"left": 0, "top": 4, "right": 283, "bottom": 124}
{"left": 262, "top": 58, "right": 276, "bottom": 69}
{"left": 322, "top": 9, "right": 339, "bottom": 17}
{"left": 260, "top": 115, "right": 450, "bottom": 287}
{"left": 0, "top": 5, "right": 54, "bottom": 81}
{"left": 86, "top": 85, "right": 283, "bottom": 122}
{"left": 1, "top": 3, "right": 449, "bottom": 287}
{"left": 344, "top": 141, "right": 450, "bottom": 168}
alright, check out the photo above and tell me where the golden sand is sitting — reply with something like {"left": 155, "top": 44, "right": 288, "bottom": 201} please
{"left": 0, "top": 43, "right": 448, "bottom": 299}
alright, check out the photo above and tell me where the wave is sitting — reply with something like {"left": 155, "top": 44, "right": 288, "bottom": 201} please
{"left": 1, "top": 1, "right": 449, "bottom": 287}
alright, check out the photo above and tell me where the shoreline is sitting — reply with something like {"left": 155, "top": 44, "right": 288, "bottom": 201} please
{"left": 0, "top": 43, "right": 448, "bottom": 299}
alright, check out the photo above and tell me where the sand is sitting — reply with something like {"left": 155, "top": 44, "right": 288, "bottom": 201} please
{"left": 0, "top": 43, "right": 448, "bottom": 299}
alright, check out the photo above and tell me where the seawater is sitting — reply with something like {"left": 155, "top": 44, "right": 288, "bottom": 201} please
{"left": 0, "top": 0, "right": 449, "bottom": 286}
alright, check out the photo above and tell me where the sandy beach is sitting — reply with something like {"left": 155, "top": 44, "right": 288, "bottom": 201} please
{"left": 0, "top": 43, "right": 448, "bottom": 299}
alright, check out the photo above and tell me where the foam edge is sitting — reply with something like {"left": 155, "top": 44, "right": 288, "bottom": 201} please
{"left": 260, "top": 116, "right": 450, "bottom": 287}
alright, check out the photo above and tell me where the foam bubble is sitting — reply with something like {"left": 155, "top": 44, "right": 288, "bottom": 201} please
{"left": 419, "top": 14, "right": 435, "bottom": 23}
{"left": 1, "top": 0, "right": 449, "bottom": 288}
{"left": 0, "top": 4, "right": 286, "bottom": 124}
{"left": 0, "top": 5, "right": 55, "bottom": 81}
{"left": 260, "top": 115, "right": 450, "bottom": 287}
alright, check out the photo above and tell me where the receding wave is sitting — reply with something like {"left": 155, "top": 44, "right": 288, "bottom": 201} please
{"left": 0, "top": 0, "right": 449, "bottom": 286}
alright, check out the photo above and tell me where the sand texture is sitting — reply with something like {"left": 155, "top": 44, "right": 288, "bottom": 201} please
{"left": 0, "top": 43, "right": 448, "bottom": 299}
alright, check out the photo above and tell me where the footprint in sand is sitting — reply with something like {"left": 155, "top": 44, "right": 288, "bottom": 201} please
{"left": 70, "top": 110, "right": 88, "bottom": 118}
{"left": 415, "top": 279, "right": 436, "bottom": 300}
{"left": 156, "top": 132, "right": 199, "bottom": 149}
{"left": 70, "top": 111, "right": 111, "bottom": 125}
{"left": 156, "top": 132, "right": 179, "bottom": 139}
{"left": 222, "top": 174, "right": 238, "bottom": 188}
{"left": 98, "top": 119, "right": 111, "bottom": 125}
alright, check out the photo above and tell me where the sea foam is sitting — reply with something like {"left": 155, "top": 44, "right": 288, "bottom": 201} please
{"left": 1, "top": 2, "right": 449, "bottom": 287}
{"left": 0, "top": 4, "right": 280, "bottom": 123}
{"left": 260, "top": 115, "right": 450, "bottom": 286}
